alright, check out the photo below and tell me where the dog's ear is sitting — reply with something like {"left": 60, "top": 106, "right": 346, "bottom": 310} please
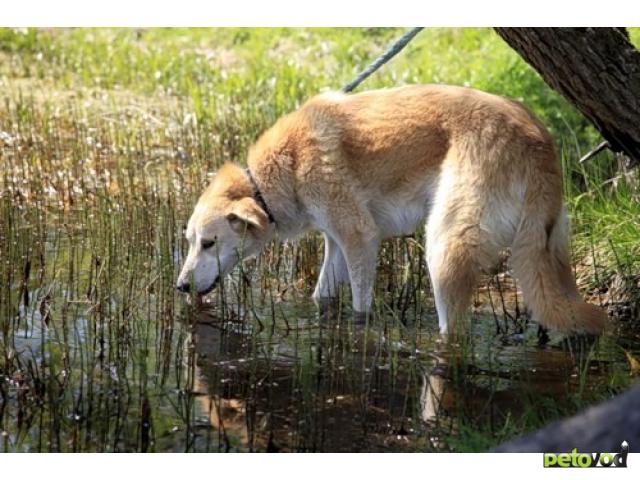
{"left": 226, "top": 197, "right": 269, "bottom": 235}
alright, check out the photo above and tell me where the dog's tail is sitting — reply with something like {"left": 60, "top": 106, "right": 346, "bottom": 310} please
{"left": 510, "top": 165, "right": 607, "bottom": 334}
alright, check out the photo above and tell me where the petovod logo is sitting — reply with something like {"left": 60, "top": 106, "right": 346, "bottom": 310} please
{"left": 543, "top": 441, "right": 629, "bottom": 468}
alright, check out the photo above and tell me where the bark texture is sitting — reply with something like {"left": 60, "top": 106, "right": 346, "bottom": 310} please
{"left": 495, "top": 382, "right": 640, "bottom": 453}
{"left": 495, "top": 28, "right": 640, "bottom": 166}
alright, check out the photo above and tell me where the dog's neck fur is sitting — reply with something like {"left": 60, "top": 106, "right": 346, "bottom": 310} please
{"left": 244, "top": 167, "right": 275, "bottom": 224}
{"left": 246, "top": 153, "right": 310, "bottom": 240}
{"left": 241, "top": 110, "right": 314, "bottom": 240}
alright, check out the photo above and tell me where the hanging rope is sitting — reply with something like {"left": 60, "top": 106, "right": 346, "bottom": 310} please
{"left": 579, "top": 141, "right": 610, "bottom": 164}
{"left": 341, "top": 27, "right": 424, "bottom": 93}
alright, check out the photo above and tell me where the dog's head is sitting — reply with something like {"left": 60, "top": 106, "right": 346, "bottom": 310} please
{"left": 176, "top": 163, "right": 274, "bottom": 295}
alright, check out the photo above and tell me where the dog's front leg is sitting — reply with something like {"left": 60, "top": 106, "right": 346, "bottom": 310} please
{"left": 313, "top": 233, "right": 349, "bottom": 302}
{"left": 312, "top": 187, "right": 379, "bottom": 321}
{"left": 341, "top": 234, "right": 380, "bottom": 321}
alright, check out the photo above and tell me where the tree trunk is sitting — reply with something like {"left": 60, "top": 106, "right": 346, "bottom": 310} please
{"left": 495, "top": 28, "right": 640, "bottom": 167}
{"left": 494, "top": 383, "right": 640, "bottom": 453}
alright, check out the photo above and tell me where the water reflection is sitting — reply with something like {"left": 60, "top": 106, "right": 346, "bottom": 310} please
{"left": 190, "top": 309, "right": 435, "bottom": 451}
{"left": 186, "top": 305, "right": 635, "bottom": 452}
{"left": 3, "top": 288, "right": 635, "bottom": 452}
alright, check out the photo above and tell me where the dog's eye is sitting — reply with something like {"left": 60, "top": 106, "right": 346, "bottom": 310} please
{"left": 201, "top": 239, "right": 216, "bottom": 249}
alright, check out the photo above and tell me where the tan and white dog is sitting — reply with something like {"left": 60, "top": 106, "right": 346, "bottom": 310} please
{"left": 177, "top": 84, "right": 606, "bottom": 334}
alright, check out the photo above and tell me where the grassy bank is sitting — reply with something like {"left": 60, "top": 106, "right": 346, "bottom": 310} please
{"left": 0, "top": 27, "right": 638, "bottom": 452}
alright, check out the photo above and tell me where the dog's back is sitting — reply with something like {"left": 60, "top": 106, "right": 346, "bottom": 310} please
{"left": 246, "top": 85, "right": 608, "bottom": 334}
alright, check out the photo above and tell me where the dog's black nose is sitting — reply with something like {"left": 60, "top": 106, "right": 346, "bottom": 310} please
{"left": 176, "top": 281, "right": 191, "bottom": 293}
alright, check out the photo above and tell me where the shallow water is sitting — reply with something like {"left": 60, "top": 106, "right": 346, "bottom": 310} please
{"left": 3, "top": 268, "right": 640, "bottom": 452}
{"left": 185, "top": 303, "right": 640, "bottom": 452}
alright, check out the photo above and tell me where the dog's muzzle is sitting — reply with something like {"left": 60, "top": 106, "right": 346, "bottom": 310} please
{"left": 176, "top": 276, "right": 219, "bottom": 296}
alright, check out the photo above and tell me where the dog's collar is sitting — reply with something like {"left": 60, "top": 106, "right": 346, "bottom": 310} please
{"left": 245, "top": 167, "right": 275, "bottom": 224}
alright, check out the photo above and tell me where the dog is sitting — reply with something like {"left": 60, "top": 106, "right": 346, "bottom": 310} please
{"left": 177, "top": 84, "right": 607, "bottom": 335}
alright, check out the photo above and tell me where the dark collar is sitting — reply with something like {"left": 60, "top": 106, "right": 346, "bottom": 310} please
{"left": 245, "top": 167, "right": 275, "bottom": 224}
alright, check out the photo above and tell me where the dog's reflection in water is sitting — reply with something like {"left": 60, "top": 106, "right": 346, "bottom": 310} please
{"left": 188, "top": 308, "right": 448, "bottom": 452}
{"left": 188, "top": 309, "right": 588, "bottom": 452}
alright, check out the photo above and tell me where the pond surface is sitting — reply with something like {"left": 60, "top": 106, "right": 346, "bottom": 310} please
{"left": 4, "top": 268, "right": 637, "bottom": 453}
{"left": 185, "top": 304, "right": 639, "bottom": 452}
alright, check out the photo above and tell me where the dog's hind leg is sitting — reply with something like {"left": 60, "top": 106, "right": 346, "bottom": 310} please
{"left": 313, "top": 233, "right": 350, "bottom": 302}
{"left": 426, "top": 227, "right": 480, "bottom": 335}
{"left": 425, "top": 171, "right": 483, "bottom": 335}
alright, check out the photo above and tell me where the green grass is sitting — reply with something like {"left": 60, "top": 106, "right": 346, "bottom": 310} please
{"left": 0, "top": 27, "right": 639, "bottom": 452}
{"left": 2, "top": 27, "right": 637, "bottom": 263}
{"left": 0, "top": 28, "right": 619, "bottom": 142}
